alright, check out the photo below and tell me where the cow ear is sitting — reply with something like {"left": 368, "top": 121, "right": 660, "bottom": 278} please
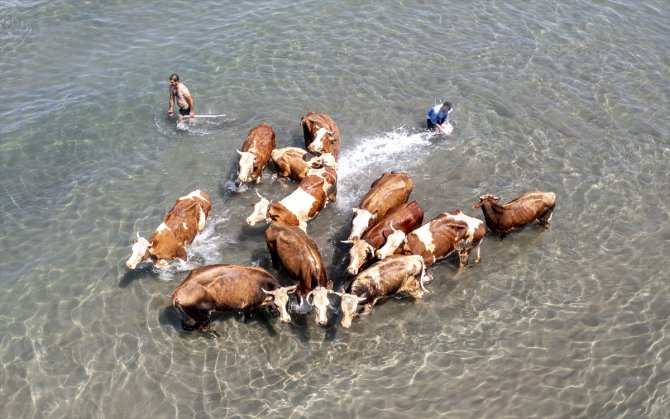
{"left": 326, "top": 280, "right": 333, "bottom": 290}
{"left": 472, "top": 202, "right": 481, "bottom": 209}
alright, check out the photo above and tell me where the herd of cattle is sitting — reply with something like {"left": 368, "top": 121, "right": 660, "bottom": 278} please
{"left": 126, "top": 112, "right": 557, "bottom": 332}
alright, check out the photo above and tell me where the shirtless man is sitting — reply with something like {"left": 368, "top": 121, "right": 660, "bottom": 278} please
{"left": 168, "top": 73, "right": 195, "bottom": 122}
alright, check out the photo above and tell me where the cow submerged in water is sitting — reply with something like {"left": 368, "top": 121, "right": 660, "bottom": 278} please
{"left": 236, "top": 123, "right": 276, "bottom": 187}
{"left": 126, "top": 189, "right": 211, "bottom": 269}
{"left": 345, "top": 200, "right": 424, "bottom": 276}
{"left": 348, "top": 171, "right": 414, "bottom": 240}
{"left": 171, "top": 264, "right": 296, "bottom": 332}
{"left": 246, "top": 153, "right": 337, "bottom": 231}
{"left": 376, "top": 210, "right": 486, "bottom": 268}
{"left": 301, "top": 111, "right": 341, "bottom": 160}
{"left": 333, "top": 255, "right": 430, "bottom": 329}
{"left": 472, "top": 191, "right": 556, "bottom": 235}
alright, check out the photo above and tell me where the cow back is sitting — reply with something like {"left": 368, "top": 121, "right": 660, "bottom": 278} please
{"left": 242, "top": 123, "right": 276, "bottom": 178}
{"left": 403, "top": 213, "right": 468, "bottom": 266}
{"left": 172, "top": 264, "right": 280, "bottom": 311}
{"left": 265, "top": 222, "right": 327, "bottom": 295}
{"left": 358, "top": 171, "right": 414, "bottom": 219}
{"left": 362, "top": 200, "right": 424, "bottom": 249}
{"left": 349, "top": 255, "right": 422, "bottom": 301}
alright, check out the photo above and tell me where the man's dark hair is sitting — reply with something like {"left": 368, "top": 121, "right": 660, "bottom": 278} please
{"left": 443, "top": 101, "right": 452, "bottom": 110}
{"left": 170, "top": 73, "right": 180, "bottom": 82}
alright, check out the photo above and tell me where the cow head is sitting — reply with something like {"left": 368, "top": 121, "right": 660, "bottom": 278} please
{"left": 246, "top": 191, "right": 270, "bottom": 226}
{"left": 334, "top": 290, "right": 367, "bottom": 329}
{"left": 472, "top": 194, "right": 500, "bottom": 209}
{"left": 376, "top": 223, "right": 407, "bottom": 260}
{"left": 307, "top": 127, "right": 335, "bottom": 155}
{"left": 345, "top": 238, "right": 375, "bottom": 276}
{"left": 263, "top": 285, "right": 296, "bottom": 323}
{"left": 236, "top": 150, "right": 257, "bottom": 186}
{"left": 306, "top": 286, "right": 333, "bottom": 326}
{"left": 126, "top": 233, "right": 150, "bottom": 269}
{"left": 348, "top": 208, "right": 377, "bottom": 240}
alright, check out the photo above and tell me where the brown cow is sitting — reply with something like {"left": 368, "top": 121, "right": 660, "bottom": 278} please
{"left": 396, "top": 210, "right": 486, "bottom": 268}
{"left": 348, "top": 171, "right": 414, "bottom": 240}
{"left": 171, "top": 264, "right": 296, "bottom": 332}
{"left": 345, "top": 200, "right": 424, "bottom": 275}
{"left": 472, "top": 191, "right": 556, "bottom": 234}
{"left": 265, "top": 221, "right": 331, "bottom": 300}
{"left": 236, "top": 123, "right": 276, "bottom": 186}
{"left": 246, "top": 156, "right": 337, "bottom": 231}
{"left": 333, "top": 255, "right": 430, "bottom": 329}
{"left": 301, "top": 112, "right": 340, "bottom": 160}
{"left": 126, "top": 189, "right": 211, "bottom": 269}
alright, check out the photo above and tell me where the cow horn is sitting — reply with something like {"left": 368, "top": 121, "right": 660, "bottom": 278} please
{"left": 306, "top": 291, "right": 314, "bottom": 305}
{"left": 255, "top": 190, "right": 265, "bottom": 200}
{"left": 341, "top": 239, "right": 354, "bottom": 244}
{"left": 261, "top": 288, "right": 276, "bottom": 296}
{"left": 237, "top": 149, "right": 244, "bottom": 156}
{"left": 287, "top": 285, "right": 297, "bottom": 294}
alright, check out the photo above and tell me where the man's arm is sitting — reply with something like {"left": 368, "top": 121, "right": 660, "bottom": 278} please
{"left": 168, "top": 90, "right": 174, "bottom": 116}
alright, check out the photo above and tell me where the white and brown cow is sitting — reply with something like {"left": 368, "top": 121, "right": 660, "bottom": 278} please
{"left": 385, "top": 210, "right": 485, "bottom": 268}
{"left": 270, "top": 147, "right": 338, "bottom": 182}
{"left": 348, "top": 171, "right": 414, "bottom": 240}
{"left": 345, "top": 200, "right": 424, "bottom": 275}
{"left": 171, "top": 264, "right": 296, "bottom": 332}
{"left": 265, "top": 221, "right": 332, "bottom": 300}
{"left": 236, "top": 123, "right": 276, "bottom": 186}
{"left": 301, "top": 112, "right": 340, "bottom": 160}
{"left": 270, "top": 146, "right": 314, "bottom": 182}
{"left": 333, "top": 255, "right": 430, "bottom": 329}
{"left": 246, "top": 156, "right": 337, "bottom": 231}
{"left": 126, "top": 189, "right": 211, "bottom": 269}
{"left": 472, "top": 191, "right": 556, "bottom": 235}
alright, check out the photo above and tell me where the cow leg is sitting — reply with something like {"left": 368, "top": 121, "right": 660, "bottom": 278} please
{"left": 328, "top": 184, "right": 337, "bottom": 202}
{"left": 403, "top": 277, "right": 425, "bottom": 299}
{"left": 361, "top": 303, "right": 374, "bottom": 316}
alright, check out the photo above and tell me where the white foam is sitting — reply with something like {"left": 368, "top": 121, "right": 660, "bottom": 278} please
{"left": 335, "top": 127, "right": 437, "bottom": 210}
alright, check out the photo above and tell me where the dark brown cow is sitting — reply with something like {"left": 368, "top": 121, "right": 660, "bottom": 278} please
{"left": 236, "top": 123, "right": 276, "bottom": 186}
{"left": 472, "top": 191, "right": 556, "bottom": 234}
{"left": 399, "top": 210, "right": 486, "bottom": 267}
{"left": 348, "top": 171, "right": 414, "bottom": 240}
{"left": 126, "top": 190, "right": 211, "bottom": 269}
{"left": 247, "top": 158, "right": 337, "bottom": 231}
{"left": 265, "top": 221, "right": 331, "bottom": 298}
{"left": 345, "top": 200, "right": 424, "bottom": 275}
{"left": 333, "top": 255, "right": 430, "bottom": 328}
{"left": 301, "top": 112, "right": 341, "bottom": 160}
{"left": 171, "top": 264, "right": 296, "bottom": 332}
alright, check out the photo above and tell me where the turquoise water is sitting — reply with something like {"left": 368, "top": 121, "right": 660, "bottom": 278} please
{"left": 1, "top": 0, "right": 669, "bottom": 417}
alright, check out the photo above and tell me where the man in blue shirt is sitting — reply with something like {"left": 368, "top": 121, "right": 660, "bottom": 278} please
{"left": 426, "top": 101, "right": 453, "bottom": 134}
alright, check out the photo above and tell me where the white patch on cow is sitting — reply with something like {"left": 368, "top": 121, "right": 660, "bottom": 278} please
{"left": 349, "top": 208, "right": 374, "bottom": 240}
{"left": 197, "top": 207, "right": 206, "bottom": 231}
{"left": 246, "top": 197, "right": 270, "bottom": 226}
{"left": 447, "top": 211, "right": 482, "bottom": 240}
{"left": 376, "top": 229, "right": 406, "bottom": 259}
{"left": 412, "top": 224, "right": 436, "bottom": 254}
{"left": 157, "top": 222, "right": 169, "bottom": 233}
{"left": 309, "top": 127, "right": 329, "bottom": 154}
{"left": 126, "top": 236, "right": 150, "bottom": 269}
{"left": 182, "top": 221, "right": 188, "bottom": 230}
{"left": 237, "top": 151, "right": 256, "bottom": 183}
{"left": 181, "top": 190, "right": 207, "bottom": 202}
{"left": 280, "top": 188, "right": 318, "bottom": 223}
